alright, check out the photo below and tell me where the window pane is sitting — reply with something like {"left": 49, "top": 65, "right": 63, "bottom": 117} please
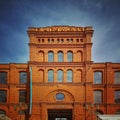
{"left": 94, "top": 72, "right": 102, "bottom": 84}
{"left": 115, "top": 91, "right": 120, "bottom": 103}
{"left": 57, "top": 70, "right": 63, "bottom": 82}
{"left": 94, "top": 91, "right": 102, "bottom": 103}
{"left": 67, "top": 51, "right": 73, "bottom": 62}
{"left": 56, "top": 93, "right": 65, "bottom": 100}
{"left": 58, "top": 51, "right": 63, "bottom": 62}
{"left": 20, "top": 72, "right": 27, "bottom": 84}
{"left": 19, "top": 90, "right": 27, "bottom": 103}
{"left": 0, "top": 72, "right": 7, "bottom": 84}
{"left": 114, "top": 72, "right": 120, "bottom": 84}
{"left": 48, "top": 70, "right": 54, "bottom": 82}
{"left": 67, "top": 70, "right": 73, "bottom": 82}
{"left": 0, "top": 90, "right": 7, "bottom": 103}
{"left": 48, "top": 51, "right": 54, "bottom": 62}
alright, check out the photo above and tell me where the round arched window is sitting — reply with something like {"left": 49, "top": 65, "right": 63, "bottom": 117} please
{"left": 56, "top": 93, "right": 65, "bottom": 100}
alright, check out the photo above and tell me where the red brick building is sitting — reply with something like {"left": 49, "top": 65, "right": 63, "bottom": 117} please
{"left": 0, "top": 26, "right": 120, "bottom": 120}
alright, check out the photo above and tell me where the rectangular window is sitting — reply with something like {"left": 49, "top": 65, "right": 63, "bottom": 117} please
{"left": 0, "top": 72, "right": 7, "bottom": 84}
{"left": 0, "top": 90, "right": 7, "bottom": 103}
{"left": 19, "top": 90, "right": 27, "bottom": 103}
{"left": 115, "top": 90, "right": 120, "bottom": 103}
{"left": 114, "top": 72, "right": 120, "bottom": 84}
{"left": 94, "top": 90, "right": 102, "bottom": 104}
{"left": 94, "top": 72, "right": 102, "bottom": 84}
{"left": 20, "top": 72, "right": 27, "bottom": 84}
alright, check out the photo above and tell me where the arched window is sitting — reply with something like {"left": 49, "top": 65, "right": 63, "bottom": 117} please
{"left": 67, "top": 51, "right": 73, "bottom": 62}
{"left": 58, "top": 51, "right": 63, "bottom": 62}
{"left": 0, "top": 90, "right": 7, "bottom": 103}
{"left": 0, "top": 72, "right": 7, "bottom": 84}
{"left": 38, "top": 51, "right": 44, "bottom": 62}
{"left": 76, "top": 69, "right": 82, "bottom": 82}
{"left": 67, "top": 70, "right": 73, "bottom": 82}
{"left": 94, "top": 71, "right": 102, "bottom": 84}
{"left": 48, "top": 51, "right": 54, "bottom": 62}
{"left": 114, "top": 90, "right": 120, "bottom": 103}
{"left": 76, "top": 51, "right": 82, "bottom": 62}
{"left": 57, "top": 70, "right": 63, "bottom": 82}
{"left": 48, "top": 70, "right": 54, "bottom": 82}
{"left": 94, "top": 90, "right": 102, "bottom": 104}
{"left": 19, "top": 72, "right": 27, "bottom": 84}
{"left": 114, "top": 71, "right": 120, "bottom": 84}
{"left": 38, "top": 69, "right": 44, "bottom": 82}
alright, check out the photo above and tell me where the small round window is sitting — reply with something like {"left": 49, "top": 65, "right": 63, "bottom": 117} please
{"left": 56, "top": 93, "right": 65, "bottom": 100}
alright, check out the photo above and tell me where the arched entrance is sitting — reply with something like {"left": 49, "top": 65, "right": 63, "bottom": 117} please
{"left": 44, "top": 90, "right": 75, "bottom": 120}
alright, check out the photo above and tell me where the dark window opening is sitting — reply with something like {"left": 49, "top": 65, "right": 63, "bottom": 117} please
{"left": 19, "top": 90, "right": 27, "bottom": 103}
{"left": 0, "top": 72, "right": 7, "bottom": 84}
{"left": 0, "top": 90, "right": 7, "bottom": 103}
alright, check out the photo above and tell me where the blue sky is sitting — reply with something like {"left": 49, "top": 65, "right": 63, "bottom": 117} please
{"left": 0, "top": 0, "right": 120, "bottom": 63}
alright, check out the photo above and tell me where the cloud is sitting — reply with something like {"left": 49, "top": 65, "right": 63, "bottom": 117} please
{"left": 0, "top": 0, "right": 120, "bottom": 63}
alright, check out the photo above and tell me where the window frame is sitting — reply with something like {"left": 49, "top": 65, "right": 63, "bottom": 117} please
{"left": 67, "top": 70, "right": 73, "bottom": 82}
{"left": 114, "top": 71, "right": 120, "bottom": 84}
{"left": 48, "top": 51, "right": 54, "bottom": 62}
{"left": 19, "top": 71, "right": 27, "bottom": 84}
{"left": 58, "top": 51, "right": 64, "bottom": 62}
{"left": 94, "top": 90, "right": 102, "bottom": 104}
{"left": 0, "top": 72, "right": 7, "bottom": 84}
{"left": 56, "top": 93, "right": 65, "bottom": 100}
{"left": 57, "top": 70, "right": 63, "bottom": 82}
{"left": 48, "top": 70, "right": 54, "bottom": 82}
{"left": 93, "top": 71, "right": 102, "bottom": 84}
{"left": 0, "top": 90, "right": 7, "bottom": 103}
{"left": 114, "top": 90, "right": 120, "bottom": 104}
{"left": 19, "top": 90, "right": 27, "bottom": 103}
{"left": 67, "top": 51, "right": 73, "bottom": 62}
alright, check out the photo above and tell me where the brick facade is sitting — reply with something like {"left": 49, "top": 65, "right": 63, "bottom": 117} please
{"left": 0, "top": 26, "right": 120, "bottom": 120}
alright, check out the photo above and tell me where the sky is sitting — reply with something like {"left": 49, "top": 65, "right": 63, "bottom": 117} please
{"left": 0, "top": 0, "right": 120, "bottom": 63}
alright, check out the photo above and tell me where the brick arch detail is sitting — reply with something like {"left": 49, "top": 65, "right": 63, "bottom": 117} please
{"left": 76, "top": 50, "right": 83, "bottom": 62}
{"left": 44, "top": 89, "right": 75, "bottom": 103}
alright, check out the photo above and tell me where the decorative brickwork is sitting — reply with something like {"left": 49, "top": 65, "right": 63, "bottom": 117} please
{"left": 0, "top": 26, "right": 120, "bottom": 120}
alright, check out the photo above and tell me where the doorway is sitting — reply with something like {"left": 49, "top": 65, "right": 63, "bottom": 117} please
{"left": 48, "top": 109, "right": 72, "bottom": 120}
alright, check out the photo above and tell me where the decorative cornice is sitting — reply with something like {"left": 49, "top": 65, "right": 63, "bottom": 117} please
{"left": 27, "top": 26, "right": 94, "bottom": 37}
{"left": 0, "top": 84, "right": 9, "bottom": 88}
{"left": 92, "top": 84, "right": 106, "bottom": 88}
{"left": 92, "top": 84, "right": 120, "bottom": 88}
{"left": 32, "top": 82, "right": 85, "bottom": 86}
{"left": 28, "top": 61, "right": 84, "bottom": 67}
{"left": 29, "top": 43, "right": 85, "bottom": 48}
{"left": 28, "top": 26, "right": 93, "bottom": 32}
